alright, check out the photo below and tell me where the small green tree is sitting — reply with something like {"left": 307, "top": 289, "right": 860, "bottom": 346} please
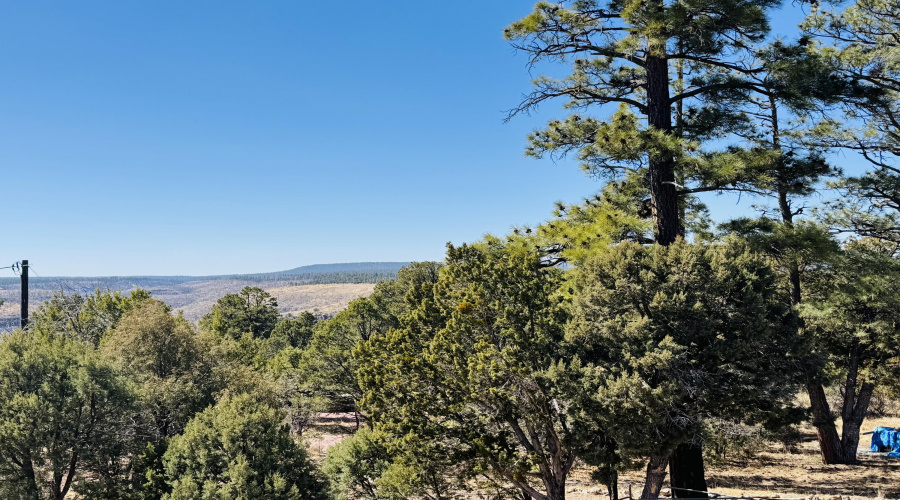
{"left": 298, "top": 295, "right": 396, "bottom": 420}
{"left": 0, "top": 330, "right": 134, "bottom": 500}
{"left": 567, "top": 239, "right": 803, "bottom": 497}
{"left": 359, "top": 240, "right": 606, "bottom": 500}
{"left": 322, "top": 425, "right": 461, "bottom": 500}
{"left": 799, "top": 239, "right": 900, "bottom": 463}
{"left": 372, "top": 261, "right": 443, "bottom": 318}
{"left": 92, "top": 299, "right": 280, "bottom": 498}
{"left": 200, "top": 286, "right": 280, "bottom": 340}
{"left": 273, "top": 264, "right": 444, "bottom": 437}
{"left": 29, "top": 288, "right": 151, "bottom": 346}
{"left": 102, "top": 300, "right": 216, "bottom": 438}
{"left": 162, "top": 393, "right": 325, "bottom": 500}
{"left": 269, "top": 311, "right": 318, "bottom": 350}
{"left": 322, "top": 427, "right": 392, "bottom": 500}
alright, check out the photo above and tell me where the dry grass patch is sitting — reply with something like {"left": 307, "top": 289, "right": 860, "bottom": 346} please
{"left": 267, "top": 283, "right": 375, "bottom": 318}
{"left": 304, "top": 412, "right": 359, "bottom": 461}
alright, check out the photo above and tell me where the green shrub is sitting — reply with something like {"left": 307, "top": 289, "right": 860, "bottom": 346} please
{"left": 322, "top": 427, "right": 391, "bottom": 500}
{"left": 162, "top": 393, "right": 325, "bottom": 500}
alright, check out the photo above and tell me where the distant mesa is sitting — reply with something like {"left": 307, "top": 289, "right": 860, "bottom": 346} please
{"left": 0, "top": 261, "right": 412, "bottom": 283}
{"left": 251, "top": 262, "right": 411, "bottom": 277}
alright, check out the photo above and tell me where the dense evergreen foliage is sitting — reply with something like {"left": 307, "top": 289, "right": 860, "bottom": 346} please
{"left": 0, "top": 329, "right": 133, "bottom": 499}
{"left": 1, "top": 1, "right": 900, "bottom": 498}
{"left": 162, "top": 394, "right": 325, "bottom": 500}
{"left": 200, "top": 286, "right": 281, "bottom": 340}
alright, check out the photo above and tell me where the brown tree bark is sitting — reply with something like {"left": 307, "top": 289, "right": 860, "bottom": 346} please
{"left": 670, "top": 442, "right": 708, "bottom": 498}
{"left": 836, "top": 342, "right": 875, "bottom": 463}
{"left": 607, "top": 478, "right": 620, "bottom": 500}
{"left": 806, "top": 382, "right": 846, "bottom": 464}
{"left": 22, "top": 459, "right": 39, "bottom": 500}
{"left": 840, "top": 381, "right": 875, "bottom": 462}
{"left": 640, "top": 454, "right": 670, "bottom": 499}
{"left": 646, "top": 51, "right": 680, "bottom": 247}
{"left": 773, "top": 105, "right": 802, "bottom": 310}
{"left": 772, "top": 116, "right": 849, "bottom": 466}
{"left": 807, "top": 338, "right": 878, "bottom": 465}
{"left": 645, "top": 21, "right": 701, "bottom": 490}
{"left": 545, "top": 478, "right": 567, "bottom": 500}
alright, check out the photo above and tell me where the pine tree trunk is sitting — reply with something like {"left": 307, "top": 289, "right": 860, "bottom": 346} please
{"left": 837, "top": 342, "right": 875, "bottom": 464}
{"left": 22, "top": 459, "right": 39, "bottom": 500}
{"left": 778, "top": 178, "right": 850, "bottom": 465}
{"left": 646, "top": 51, "right": 679, "bottom": 246}
{"left": 608, "top": 478, "right": 620, "bottom": 500}
{"left": 807, "top": 382, "right": 846, "bottom": 464}
{"left": 777, "top": 173, "right": 802, "bottom": 308}
{"left": 546, "top": 478, "right": 567, "bottom": 500}
{"left": 839, "top": 382, "right": 874, "bottom": 463}
{"left": 646, "top": 31, "right": 699, "bottom": 487}
{"left": 640, "top": 454, "right": 669, "bottom": 499}
{"left": 670, "top": 442, "right": 708, "bottom": 498}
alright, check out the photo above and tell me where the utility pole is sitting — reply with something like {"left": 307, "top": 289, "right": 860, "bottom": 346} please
{"left": 20, "top": 260, "right": 28, "bottom": 329}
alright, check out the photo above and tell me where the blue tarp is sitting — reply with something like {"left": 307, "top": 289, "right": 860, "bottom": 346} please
{"left": 869, "top": 426, "right": 900, "bottom": 457}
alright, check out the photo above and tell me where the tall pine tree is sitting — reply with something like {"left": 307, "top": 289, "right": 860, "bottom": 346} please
{"left": 505, "top": 0, "right": 797, "bottom": 495}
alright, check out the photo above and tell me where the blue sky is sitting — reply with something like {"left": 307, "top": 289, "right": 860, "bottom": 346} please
{"left": 0, "top": 1, "right": 838, "bottom": 276}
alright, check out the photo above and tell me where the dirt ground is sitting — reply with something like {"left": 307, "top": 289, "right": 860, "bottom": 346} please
{"left": 305, "top": 412, "right": 359, "bottom": 460}
{"left": 570, "top": 416, "right": 900, "bottom": 500}
{"left": 306, "top": 414, "right": 900, "bottom": 499}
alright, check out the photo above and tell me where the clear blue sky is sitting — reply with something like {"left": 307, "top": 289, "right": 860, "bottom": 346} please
{"left": 0, "top": 1, "right": 834, "bottom": 276}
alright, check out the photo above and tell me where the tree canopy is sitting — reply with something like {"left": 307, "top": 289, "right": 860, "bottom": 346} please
{"left": 505, "top": 0, "right": 790, "bottom": 244}
{"left": 4, "top": 0, "right": 900, "bottom": 496}
{"left": 0, "top": 329, "right": 133, "bottom": 500}
{"left": 200, "top": 286, "right": 280, "bottom": 340}
{"left": 162, "top": 393, "right": 325, "bottom": 500}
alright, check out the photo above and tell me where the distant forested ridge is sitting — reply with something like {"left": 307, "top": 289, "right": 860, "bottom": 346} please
{"left": 234, "top": 262, "right": 410, "bottom": 284}
{"left": 0, "top": 262, "right": 408, "bottom": 331}
{"left": 0, "top": 262, "right": 409, "bottom": 288}
{"left": 258, "top": 262, "right": 410, "bottom": 276}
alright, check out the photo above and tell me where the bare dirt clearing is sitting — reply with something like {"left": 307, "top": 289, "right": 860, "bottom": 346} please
{"left": 304, "top": 412, "right": 359, "bottom": 461}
